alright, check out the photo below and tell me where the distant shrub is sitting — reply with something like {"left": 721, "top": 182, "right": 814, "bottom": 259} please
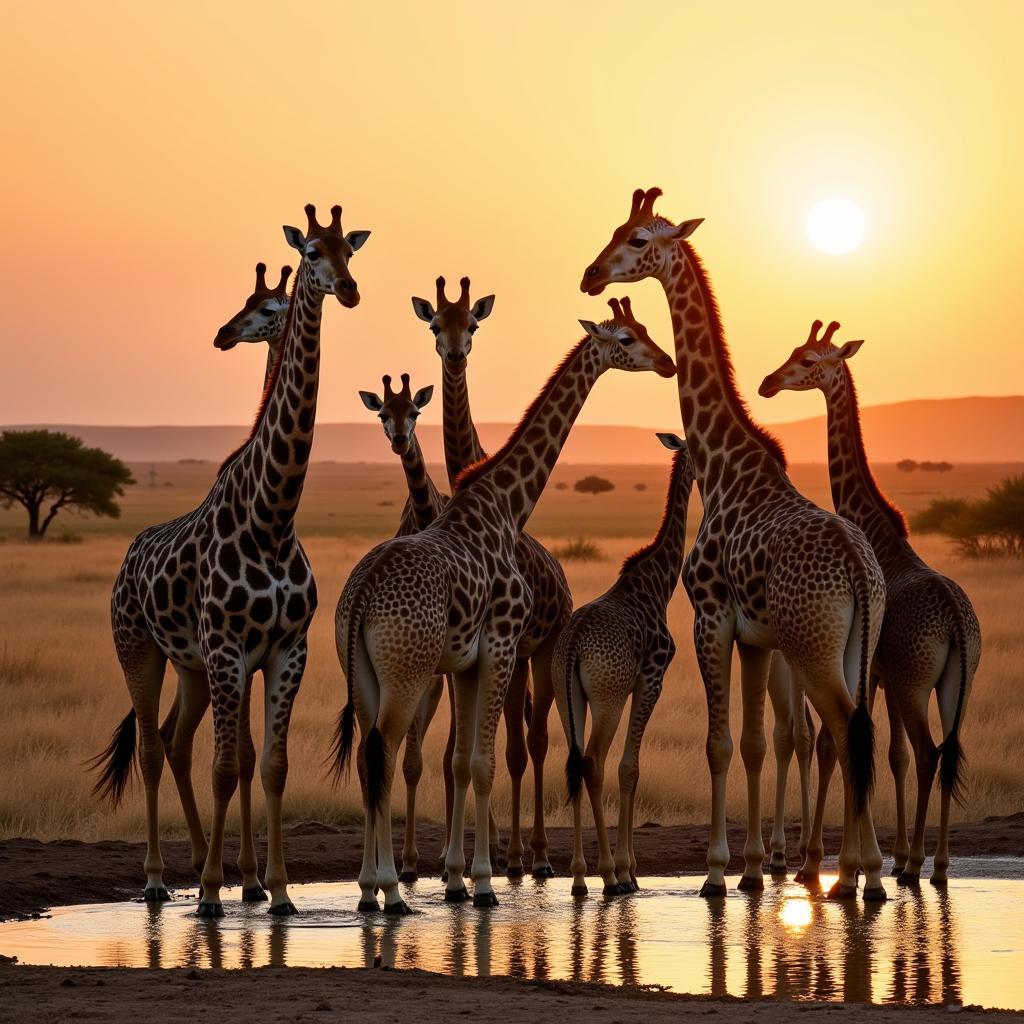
{"left": 634, "top": 482, "right": 648, "bottom": 491}
{"left": 377, "top": 500, "right": 394, "bottom": 507}
{"left": 911, "top": 498, "right": 971, "bottom": 536}
{"left": 554, "top": 482, "right": 568, "bottom": 491}
{"left": 897, "top": 459, "right": 918, "bottom": 473}
{"left": 911, "top": 475, "right": 1024, "bottom": 558}
{"left": 553, "top": 538, "right": 603, "bottom": 562}
{"left": 53, "top": 533, "right": 84, "bottom": 545}
{"left": 574, "top": 475, "right": 615, "bottom": 496}
{"left": 178, "top": 458, "right": 209, "bottom": 464}
{"left": 920, "top": 460, "right": 954, "bottom": 473}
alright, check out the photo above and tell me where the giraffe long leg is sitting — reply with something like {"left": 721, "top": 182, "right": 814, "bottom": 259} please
{"left": 502, "top": 658, "right": 530, "bottom": 876}
{"left": 737, "top": 642, "right": 771, "bottom": 889}
{"left": 527, "top": 633, "right": 558, "bottom": 879}
{"left": 883, "top": 679, "right": 911, "bottom": 874}
{"left": 693, "top": 615, "right": 735, "bottom": 895}
{"left": 439, "top": 675, "right": 455, "bottom": 870}
{"left": 350, "top": 631, "right": 381, "bottom": 911}
{"left": 614, "top": 671, "right": 662, "bottom": 890}
{"left": 583, "top": 694, "right": 629, "bottom": 893}
{"left": 933, "top": 646, "right": 972, "bottom": 884}
{"left": 399, "top": 674, "right": 443, "bottom": 882}
{"left": 793, "top": 682, "right": 816, "bottom": 863}
{"left": 237, "top": 674, "right": 265, "bottom": 900}
{"left": 259, "top": 639, "right": 307, "bottom": 915}
{"left": 799, "top": 722, "right": 835, "bottom": 881}
{"left": 444, "top": 669, "right": 477, "bottom": 901}
{"left": 899, "top": 688, "right": 938, "bottom": 883}
{"left": 766, "top": 652, "right": 794, "bottom": 874}
{"left": 161, "top": 668, "right": 210, "bottom": 879}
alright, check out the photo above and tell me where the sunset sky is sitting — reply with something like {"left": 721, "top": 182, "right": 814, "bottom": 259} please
{"left": 2, "top": 1, "right": 1021, "bottom": 433}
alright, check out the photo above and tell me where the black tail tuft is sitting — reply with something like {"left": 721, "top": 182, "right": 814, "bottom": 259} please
{"left": 328, "top": 701, "right": 356, "bottom": 783}
{"left": 88, "top": 708, "right": 138, "bottom": 807}
{"left": 523, "top": 686, "right": 533, "bottom": 727}
{"left": 938, "top": 733, "right": 967, "bottom": 806}
{"left": 566, "top": 743, "right": 586, "bottom": 803}
{"left": 848, "top": 702, "right": 875, "bottom": 814}
{"left": 365, "top": 726, "right": 387, "bottom": 818}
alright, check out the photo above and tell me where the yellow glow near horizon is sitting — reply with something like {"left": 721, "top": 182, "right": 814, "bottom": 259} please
{"left": 807, "top": 197, "right": 866, "bottom": 255}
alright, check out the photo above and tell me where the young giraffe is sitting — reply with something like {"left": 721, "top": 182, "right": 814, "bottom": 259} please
{"left": 357, "top": 372, "right": 454, "bottom": 880}
{"left": 92, "top": 203, "right": 370, "bottom": 917}
{"left": 333, "top": 298, "right": 675, "bottom": 913}
{"left": 760, "top": 320, "right": 981, "bottom": 884}
{"left": 582, "top": 188, "right": 887, "bottom": 901}
{"left": 553, "top": 427, "right": 694, "bottom": 897}
{"left": 412, "top": 275, "right": 573, "bottom": 877}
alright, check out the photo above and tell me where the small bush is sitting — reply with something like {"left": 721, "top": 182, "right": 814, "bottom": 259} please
{"left": 554, "top": 482, "right": 568, "bottom": 491}
{"left": 911, "top": 498, "right": 971, "bottom": 535}
{"left": 911, "top": 475, "right": 1024, "bottom": 557}
{"left": 553, "top": 538, "right": 603, "bottom": 562}
{"left": 377, "top": 500, "right": 394, "bottom": 507}
{"left": 920, "top": 460, "right": 954, "bottom": 473}
{"left": 574, "top": 475, "right": 615, "bottom": 495}
{"left": 634, "top": 482, "right": 648, "bottom": 491}
{"left": 897, "top": 459, "right": 918, "bottom": 473}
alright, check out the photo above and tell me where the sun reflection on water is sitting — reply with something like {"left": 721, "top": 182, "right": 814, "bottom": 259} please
{"left": 779, "top": 896, "right": 812, "bottom": 932}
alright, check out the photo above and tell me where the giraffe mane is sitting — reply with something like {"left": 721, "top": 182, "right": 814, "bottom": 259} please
{"left": 680, "top": 241, "right": 788, "bottom": 469}
{"left": 454, "top": 339, "right": 589, "bottom": 492}
{"left": 216, "top": 270, "right": 300, "bottom": 475}
{"left": 842, "top": 363, "right": 908, "bottom": 537}
{"left": 620, "top": 448, "right": 688, "bottom": 572}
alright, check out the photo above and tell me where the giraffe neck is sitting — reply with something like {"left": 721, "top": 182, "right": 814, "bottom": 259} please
{"left": 458, "top": 339, "right": 603, "bottom": 532}
{"left": 658, "top": 244, "right": 787, "bottom": 503}
{"left": 823, "top": 365, "right": 911, "bottom": 569}
{"left": 263, "top": 342, "right": 281, "bottom": 388}
{"left": 441, "top": 364, "right": 485, "bottom": 488}
{"left": 399, "top": 435, "right": 439, "bottom": 532}
{"left": 621, "top": 450, "right": 694, "bottom": 602}
{"left": 226, "top": 261, "right": 324, "bottom": 543}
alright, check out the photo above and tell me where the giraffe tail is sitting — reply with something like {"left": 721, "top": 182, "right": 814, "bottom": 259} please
{"left": 330, "top": 578, "right": 369, "bottom": 782}
{"left": 562, "top": 621, "right": 588, "bottom": 803}
{"left": 846, "top": 547, "right": 876, "bottom": 815}
{"left": 87, "top": 708, "right": 138, "bottom": 807}
{"left": 936, "top": 582, "right": 971, "bottom": 805}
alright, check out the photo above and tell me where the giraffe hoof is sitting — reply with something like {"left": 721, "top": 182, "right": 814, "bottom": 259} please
{"left": 472, "top": 891, "right": 499, "bottom": 908}
{"left": 268, "top": 901, "right": 297, "bottom": 916}
{"left": 737, "top": 875, "right": 764, "bottom": 893}
{"left": 531, "top": 864, "right": 555, "bottom": 880}
{"left": 794, "top": 869, "right": 818, "bottom": 885}
{"left": 143, "top": 886, "right": 172, "bottom": 903}
{"left": 827, "top": 882, "right": 857, "bottom": 900}
{"left": 896, "top": 871, "right": 920, "bottom": 887}
{"left": 242, "top": 885, "right": 268, "bottom": 903}
{"left": 444, "top": 886, "right": 470, "bottom": 903}
{"left": 890, "top": 863, "right": 907, "bottom": 877}
{"left": 398, "top": 871, "right": 418, "bottom": 884}
{"left": 506, "top": 864, "right": 525, "bottom": 878}
{"left": 929, "top": 875, "right": 949, "bottom": 887}
{"left": 197, "top": 901, "right": 224, "bottom": 918}
{"left": 863, "top": 885, "right": 888, "bottom": 902}
{"left": 630, "top": 876, "right": 640, "bottom": 892}
{"left": 699, "top": 881, "right": 727, "bottom": 899}
{"left": 384, "top": 900, "right": 414, "bottom": 916}
{"left": 571, "top": 884, "right": 589, "bottom": 897}
{"left": 769, "top": 857, "right": 788, "bottom": 876}
{"left": 602, "top": 883, "right": 623, "bottom": 896}
{"left": 357, "top": 898, "right": 380, "bottom": 913}
{"left": 440, "top": 870, "right": 449, "bottom": 883}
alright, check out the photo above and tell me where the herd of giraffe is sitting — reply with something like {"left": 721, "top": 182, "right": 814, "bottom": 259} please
{"left": 92, "top": 189, "right": 980, "bottom": 922}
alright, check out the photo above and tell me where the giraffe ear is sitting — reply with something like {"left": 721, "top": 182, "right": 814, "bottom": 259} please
{"left": 412, "top": 385, "right": 434, "bottom": 410}
{"left": 345, "top": 230, "right": 371, "bottom": 252}
{"left": 411, "top": 297, "right": 436, "bottom": 322}
{"left": 283, "top": 225, "right": 306, "bottom": 252}
{"left": 656, "top": 432, "right": 686, "bottom": 451}
{"left": 836, "top": 338, "right": 865, "bottom": 361}
{"left": 670, "top": 218, "right": 704, "bottom": 240}
{"left": 578, "top": 319, "right": 601, "bottom": 339}
{"left": 471, "top": 295, "right": 496, "bottom": 321}
{"left": 359, "top": 391, "right": 384, "bottom": 411}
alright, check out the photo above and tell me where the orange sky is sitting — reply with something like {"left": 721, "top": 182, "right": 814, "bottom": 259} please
{"left": 2, "top": 1, "right": 1021, "bottom": 432}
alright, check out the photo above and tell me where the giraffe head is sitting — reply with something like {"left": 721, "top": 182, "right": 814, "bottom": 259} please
{"left": 213, "top": 262, "right": 292, "bottom": 351}
{"left": 758, "top": 320, "right": 865, "bottom": 398}
{"left": 411, "top": 276, "right": 495, "bottom": 375}
{"left": 581, "top": 188, "right": 704, "bottom": 294}
{"left": 578, "top": 297, "right": 676, "bottom": 378}
{"left": 359, "top": 373, "right": 434, "bottom": 456}
{"left": 282, "top": 204, "right": 370, "bottom": 307}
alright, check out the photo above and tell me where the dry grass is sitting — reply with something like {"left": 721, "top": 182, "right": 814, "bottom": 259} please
{"left": 0, "top": 462, "right": 1021, "bottom": 843}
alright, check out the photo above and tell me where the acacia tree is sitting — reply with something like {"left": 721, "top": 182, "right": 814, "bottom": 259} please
{"left": 574, "top": 475, "right": 615, "bottom": 495}
{"left": 0, "top": 430, "right": 135, "bottom": 540}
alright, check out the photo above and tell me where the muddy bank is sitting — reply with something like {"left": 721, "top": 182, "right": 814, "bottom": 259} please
{"left": 2, "top": 813, "right": 1022, "bottom": 920}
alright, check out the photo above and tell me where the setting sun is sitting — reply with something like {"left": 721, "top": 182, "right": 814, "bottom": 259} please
{"left": 806, "top": 197, "right": 866, "bottom": 255}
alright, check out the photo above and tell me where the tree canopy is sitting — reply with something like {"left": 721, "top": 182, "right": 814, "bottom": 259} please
{"left": 574, "top": 475, "right": 615, "bottom": 495}
{"left": 0, "top": 430, "right": 135, "bottom": 540}
{"left": 910, "top": 474, "right": 1024, "bottom": 558}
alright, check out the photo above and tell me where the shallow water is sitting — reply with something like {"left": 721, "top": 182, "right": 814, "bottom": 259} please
{"left": 3, "top": 870, "right": 1023, "bottom": 1009}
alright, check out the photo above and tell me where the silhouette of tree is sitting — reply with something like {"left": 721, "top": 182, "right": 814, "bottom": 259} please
{"left": 0, "top": 430, "right": 134, "bottom": 541}
{"left": 574, "top": 475, "right": 615, "bottom": 495}
{"left": 897, "top": 459, "right": 918, "bottom": 473}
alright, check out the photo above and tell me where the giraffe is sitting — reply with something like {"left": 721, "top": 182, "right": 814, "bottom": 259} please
{"left": 759, "top": 320, "right": 981, "bottom": 884}
{"left": 582, "top": 187, "right": 887, "bottom": 901}
{"left": 91, "top": 203, "right": 370, "bottom": 916}
{"left": 553, "top": 427, "right": 694, "bottom": 897}
{"left": 332, "top": 298, "right": 675, "bottom": 913}
{"left": 412, "top": 275, "right": 573, "bottom": 877}
{"left": 356, "top": 372, "right": 453, "bottom": 880}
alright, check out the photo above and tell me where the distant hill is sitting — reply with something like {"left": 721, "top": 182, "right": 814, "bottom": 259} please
{"left": 7, "top": 395, "right": 1023, "bottom": 464}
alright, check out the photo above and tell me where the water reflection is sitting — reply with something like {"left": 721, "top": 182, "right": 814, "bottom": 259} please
{"left": 3, "top": 876, "right": 1020, "bottom": 1010}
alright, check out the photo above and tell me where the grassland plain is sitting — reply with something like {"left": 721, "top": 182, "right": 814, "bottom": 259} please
{"left": 0, "top": 461, "right": 1020, "bottom": 843}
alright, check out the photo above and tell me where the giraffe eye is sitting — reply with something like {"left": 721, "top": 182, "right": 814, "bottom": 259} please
{"left": 306, "top": 249, "right": 321, "bottom": 262}
{"left": 628, "top": 237, "right": 648, "bottom": 249}
{"left": 260, "top": 307, "right": 275, "bottom": 316}
{"left": 800, "top": 357, "right": 816, "bottom": 367}
{"left": 618, "top": 334, "right": 635, "bottom": 346}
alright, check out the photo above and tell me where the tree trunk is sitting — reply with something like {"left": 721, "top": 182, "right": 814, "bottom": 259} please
{"left": 26, "top": 500, "right": 42, "bottom": 541}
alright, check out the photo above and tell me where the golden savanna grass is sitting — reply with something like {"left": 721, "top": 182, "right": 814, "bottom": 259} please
{"left": 0, "top": 460, "right": 1020, "bottom": 843}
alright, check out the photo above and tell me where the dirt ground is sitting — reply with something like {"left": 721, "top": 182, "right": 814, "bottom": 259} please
{"left": 3, "top": 814, "right": 1023, "bottom": 921}
{"left": 1, "top": 963, "right": 1021, "bottom": 1023}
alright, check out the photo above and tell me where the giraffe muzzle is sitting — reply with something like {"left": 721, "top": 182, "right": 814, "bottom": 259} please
{"left": 758, "top": 376, "right": 781, "bottom": 399}
{"left": 335, "top": 279, "right": 361, "bottom": 308}
{"left": 581, "top": 264, "right": 607, "bottom": 296}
